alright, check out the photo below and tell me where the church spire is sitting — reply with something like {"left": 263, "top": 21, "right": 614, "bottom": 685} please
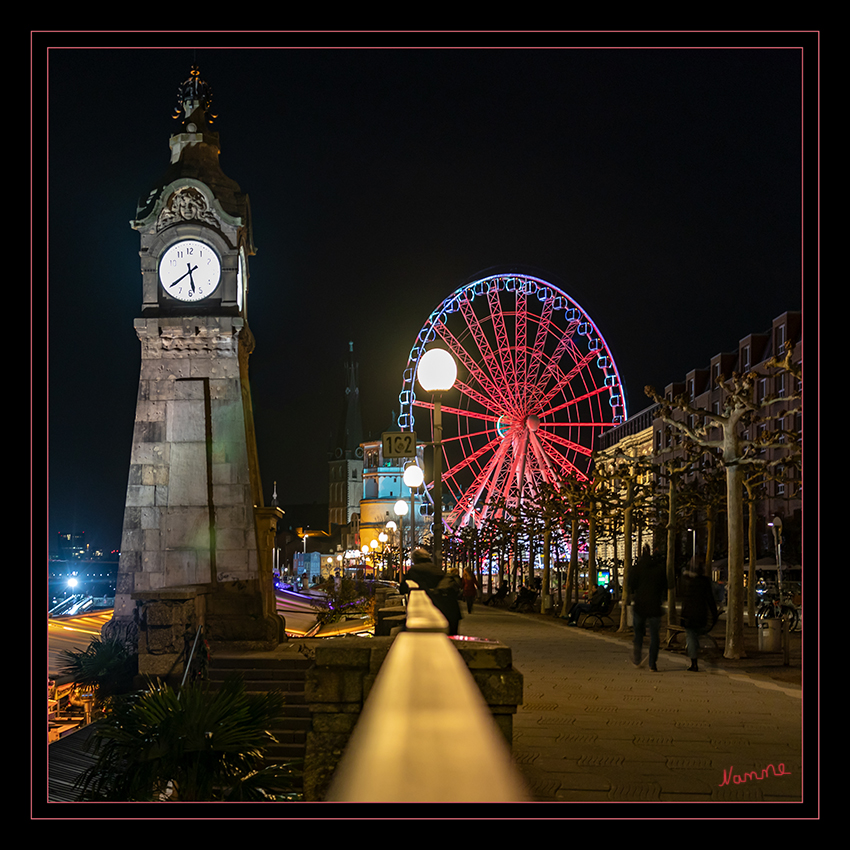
{"left": 334, "top": 341, "right": 363, "bottom": 457}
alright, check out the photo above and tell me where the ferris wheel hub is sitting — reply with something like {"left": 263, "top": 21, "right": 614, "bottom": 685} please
{"left": 525, "top": 415, "right": 540, "bottom": 432}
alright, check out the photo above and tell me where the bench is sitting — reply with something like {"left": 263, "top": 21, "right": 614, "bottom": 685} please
{"left": 665, "top": 609, "right": 722, "bottom": 652}
{"left": 579, "top": 597, "right": 617, "bottom": 628}
{"left": 483, "top": 587, "right": 510, "bottom": 608}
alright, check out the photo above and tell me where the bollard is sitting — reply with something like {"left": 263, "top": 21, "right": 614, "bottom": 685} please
{"left": 758, "top": 617, "right": 781, "bottom": 652}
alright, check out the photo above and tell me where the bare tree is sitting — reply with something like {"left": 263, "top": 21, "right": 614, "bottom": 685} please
{"left": 645, "top": 342, "right": 801, "bottom": 659}
{"left": 593, "top": 449, "right": 656, "bottom": 631}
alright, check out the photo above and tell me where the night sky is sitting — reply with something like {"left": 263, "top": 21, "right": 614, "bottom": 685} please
{"left": 39, "top": 34, "right": 815, "bottom": 556}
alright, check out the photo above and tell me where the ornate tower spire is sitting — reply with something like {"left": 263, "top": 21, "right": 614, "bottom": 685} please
{"left": 172, "top": 65, "right": 216, "bottom": 129}
{"left": 168, "top": 65, "right": 221, "bottom": 165}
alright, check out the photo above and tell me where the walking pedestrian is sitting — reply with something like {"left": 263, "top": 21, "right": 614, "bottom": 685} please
{"left": 462, "top": 568, "right": 479, "bottom": 614}
{"left": 680, "top": 566, "right": 718, "bottom": 672}
{"left": 629, "top": 545, "right": 667, "bottom": 671}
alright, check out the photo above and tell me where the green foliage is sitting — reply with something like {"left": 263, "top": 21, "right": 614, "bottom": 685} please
{"left": 58, "top": 637, "right": 137, "bottom": 704}
{"left": 310, "top": 576, "right": 375, "bottom": 626}
{"left": 75, "top": 675, "right": 301, "bottom": 802}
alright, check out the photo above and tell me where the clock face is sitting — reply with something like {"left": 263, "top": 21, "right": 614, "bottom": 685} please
{"left": 158, "top": 239, "right": 221, "bottom": 302}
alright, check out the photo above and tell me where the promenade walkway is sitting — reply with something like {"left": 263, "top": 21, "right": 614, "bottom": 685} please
{"left": 456, "top": 603, "right": 808, "bottom": 810}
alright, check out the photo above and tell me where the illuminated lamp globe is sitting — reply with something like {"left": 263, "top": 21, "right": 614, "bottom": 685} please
{"left": 403, "top": 463, "right": 425, "bottom": 489}
{"left": 394, "top": 499, "right": 409, "bottom": 517}
{"left": 417, "top": 348, "right": 457, "bottom": 393}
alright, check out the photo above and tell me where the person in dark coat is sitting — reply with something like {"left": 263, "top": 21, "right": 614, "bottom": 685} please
{"left": 628, "top": 545, "right": 667, "bottom": 671}
{"left": 401, "top": 548, "right": 462, "bottom": 635}
{"left": 680, "top": 567, "right": 719, "bottom": 672}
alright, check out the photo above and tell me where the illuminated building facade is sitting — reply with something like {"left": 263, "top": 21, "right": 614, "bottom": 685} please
{"left": 359, "top": 437, "right": 428, "bottom": 553}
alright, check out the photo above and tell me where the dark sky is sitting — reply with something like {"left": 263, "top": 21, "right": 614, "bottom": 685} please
{"left": 39, "top": 34, "right": 815, "bottom": 556}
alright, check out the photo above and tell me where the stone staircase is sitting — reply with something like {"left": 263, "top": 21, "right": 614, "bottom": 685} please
{"left": 207, "top": 653, "right": 313, "bottom": 776}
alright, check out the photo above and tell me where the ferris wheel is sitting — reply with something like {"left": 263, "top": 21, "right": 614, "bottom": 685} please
{"left": 398, "top": 273, "right": 626, "bottom": 532}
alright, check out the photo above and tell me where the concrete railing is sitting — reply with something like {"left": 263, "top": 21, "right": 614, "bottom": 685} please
{"left": 326, "top": 586, "right": 527, "bottom": 802}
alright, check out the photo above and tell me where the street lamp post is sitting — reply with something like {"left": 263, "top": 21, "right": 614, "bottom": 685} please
{"left": 687, "top": 527, "right": 697, "bottom": 571}
{"left": 417, "top": 348, "right": 457, "bottom": 570}
{"left": 378, "top": 530, "right": 389, "bottom": 576}
{"left": 385, "top": 521, "right": 398, "bottom": 579}
{"left": 403, "top": 462, "right": 424, "bottom": 555}
{"left": 769, "top": 517, "right": 783, "bottom": 596}
{"left": 393, "top": 500, "right": 408, "bottom": 578}
{"left": 370, "top": 538, "right": 380, "bottom": 575}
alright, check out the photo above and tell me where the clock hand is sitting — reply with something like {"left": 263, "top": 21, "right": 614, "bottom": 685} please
{"left": 169, "top": 263, "right": 199, "bottom": 288}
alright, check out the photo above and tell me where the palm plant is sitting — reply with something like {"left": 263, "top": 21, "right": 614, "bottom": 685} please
{"left": 58, "top": 637, "right": 137, "bottom": 707}
{"left": 74, "top": 675, "right": 302, "bottom": 801}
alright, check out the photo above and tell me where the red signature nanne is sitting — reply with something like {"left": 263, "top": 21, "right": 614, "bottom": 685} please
{"left": 718, "top": 763, "right": 792, "bottom": 786}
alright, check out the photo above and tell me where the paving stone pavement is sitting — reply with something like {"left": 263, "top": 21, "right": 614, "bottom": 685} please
{"left": 457, "top": 603, "right": 809, "bottom": 813}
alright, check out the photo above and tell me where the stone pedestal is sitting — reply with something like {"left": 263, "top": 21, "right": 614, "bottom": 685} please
{"left": 133, "top": 579, "right": 286, "bottom": 684}
{"left": 106, "top": 317, "right": 284, "bottom": 653}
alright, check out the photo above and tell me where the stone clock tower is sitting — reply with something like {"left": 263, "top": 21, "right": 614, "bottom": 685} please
{"left": 104, "top": 68, "right": 285, "bottom": 671}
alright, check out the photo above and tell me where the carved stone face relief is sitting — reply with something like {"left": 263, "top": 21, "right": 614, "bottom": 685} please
{"left": 157, "top": 186, "right": 218, "bottom": 231}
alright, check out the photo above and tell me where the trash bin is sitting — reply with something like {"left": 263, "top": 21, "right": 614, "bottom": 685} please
{"left": 758, "top": 618, "right": 781, "bottom": 651}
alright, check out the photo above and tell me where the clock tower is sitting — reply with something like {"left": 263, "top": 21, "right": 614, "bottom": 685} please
{"left": 104, "top": 68, "right": 284, "bottom": 671}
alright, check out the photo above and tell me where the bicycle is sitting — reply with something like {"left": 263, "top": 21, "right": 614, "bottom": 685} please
{"left": 756, "top": 595, "right": 800, "bottom": 632}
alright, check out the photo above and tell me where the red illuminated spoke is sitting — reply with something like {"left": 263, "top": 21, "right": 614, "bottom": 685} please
{"left": 538, "top": 383, "right": 611, "bottom": 420}
{"left": 433, "top": 320, "right": 515, "bottom": 413}
{"left": 487, "top": 288, "right": 518, "bottom": 400}
{"left": 525, "top": 298, "right": 555, "bottom": 400}
{"left": 446, "top": 436, "right": 514, "bottom": 526}
{"left": 458, "top": 295, "right": 514, "bottom": 407}
{"left": 413, "top": 400, "right": 502, "bottom": 426}
{"left": 440, "top": 435, "right": 503, "bottom": 487}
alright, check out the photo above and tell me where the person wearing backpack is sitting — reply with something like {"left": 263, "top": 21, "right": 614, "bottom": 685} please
{"left": 401, "top": 548, "right": 462, "bottom": 635}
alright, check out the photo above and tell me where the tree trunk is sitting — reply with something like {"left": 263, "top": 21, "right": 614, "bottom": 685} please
{"left": 541, "top": 521, "right": 552, "bottom": 614}
{"left": 570, "top": 516, "right": 579, "bottom": 605}
{"left": 666, "top": 478, "right": 677, "bottom": 626}
{"left": 588, "top": 499, "right": 597, "bottom": 586}
{"left": 623, "top": 484, "right": 634, "bottom": 614}
{"left": 704, "top": 505, "right": 716, "bottom": 574}
{"left": 745, "top": 482, "right": 758, "bottom": 626}
{"left": 615, "top": 526, "right": 629, "bottom": 632}
{"left": 724, "top": 463, "right": 747, "bottom": 658}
